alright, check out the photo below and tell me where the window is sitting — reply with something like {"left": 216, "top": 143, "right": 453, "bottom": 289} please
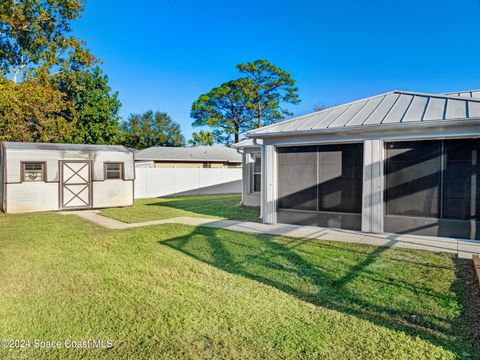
{"left": 385, "top": 141, "right": 442, "bottom": 218}
{"left": 277, "top": 146, "right": 318, "bottom": 211}
{"left": 22, "top": 162, "right": 45, "bottom": 182}
{"left": 385, "top": 139, "right": 480, "bottom": 221}
{"left": 277, "top": 144, "right": 364, "bottom": 213}
{"left": 443, "top": 139, "right": 480, "bottom": 220}
{"left": 105, "top": 163, "right": 123, "bottom": 179}
{"left": 251, "top": 154, "right": 262, "bottom": 193}
{"left": 318, "top": 143, "right": 363, "bottom": 213}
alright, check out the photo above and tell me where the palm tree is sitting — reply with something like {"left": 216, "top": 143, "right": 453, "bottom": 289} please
{"left": 188, "top": 130, "right": 216, "bottom": 146}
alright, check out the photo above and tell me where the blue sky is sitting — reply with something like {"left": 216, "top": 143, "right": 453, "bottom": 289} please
{"left": 74, "top": 0, "right": 480, "bottom": 140}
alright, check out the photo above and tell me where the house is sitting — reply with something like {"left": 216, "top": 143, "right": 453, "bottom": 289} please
{"left": 0, "top": 142, "right": 135, "bottom": 214}
{"left": 237, "top": 89, "right": 480, "bottom": 240}
{"left": 232, "top": 139, "right": 261, "bottom": 207}
{"left": 135, "top": 146, "right": 242, "bottom": 168}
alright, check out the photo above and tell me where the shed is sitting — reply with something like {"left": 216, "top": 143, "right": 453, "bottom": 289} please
{"left": 135, "top": 146, "right": 241, "bottom": 168}
{"left": 243, "top": 89, "right": 480, "bottom": 240}
{"left": 0, "top": 142, "right": 135, "bottom": 214}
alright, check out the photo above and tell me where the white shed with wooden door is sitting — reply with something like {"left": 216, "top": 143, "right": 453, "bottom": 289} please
{"left": 0, "top": 142, "right": 135, "bottom": 214}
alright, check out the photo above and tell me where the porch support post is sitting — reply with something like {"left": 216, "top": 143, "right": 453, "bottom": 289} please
{"left": 261, "top": 144, "right": 277, "bottom": 224}
{"left": 362, "top": 140, "right": 384, "bottom": 233}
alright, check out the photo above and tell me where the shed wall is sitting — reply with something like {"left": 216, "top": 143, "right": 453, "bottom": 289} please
{"left": 3, "top": 145, "right": 135, "bottom": 213}
{"left": 5, "top": 149, "right": 134, "bottom": 183}
{"left": 93, "top": 180, "right": 133, "bottom": 208}
{"left": 6, "top": 183, "right": 59, "bottom": 213}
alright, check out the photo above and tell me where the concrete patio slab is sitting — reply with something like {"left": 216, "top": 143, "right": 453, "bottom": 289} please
{"left": 60, "top": 210, "right": 480, "bottom": 259}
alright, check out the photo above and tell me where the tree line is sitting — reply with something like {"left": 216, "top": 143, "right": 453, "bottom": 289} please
{"left": 0, "top": 0, "right": 301, "bottom": 149}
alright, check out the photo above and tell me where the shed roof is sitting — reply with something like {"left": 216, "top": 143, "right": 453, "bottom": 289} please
{"left": 135, "top": 146, "right": 242, "bottom": 162}
{"left": 246, "top": 90, "right": 480, "bottom": 138}
{"left": 2, "top": 142, "right": 132, "bottom": 153}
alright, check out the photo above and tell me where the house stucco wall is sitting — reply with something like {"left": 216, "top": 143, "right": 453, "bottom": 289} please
{"left": 361, "top": 140, "right": 384, "bottom": 233}
{"left": 256, "top": 123, "right": 480, "bottom": 238}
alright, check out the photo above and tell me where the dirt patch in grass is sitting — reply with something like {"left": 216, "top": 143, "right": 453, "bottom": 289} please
{"left": 457, "top": 258, "right": 480, "bottom": 351}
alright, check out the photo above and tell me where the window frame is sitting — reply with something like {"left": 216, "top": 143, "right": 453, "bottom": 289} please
{"left": 250, "top": 153, "right": 261, "bottom": 194}
{"left": 104, "top": 162, "right": 124, "bottom": 180}
{"left": 21, "top": 161, "right": 47, "bottom": 183}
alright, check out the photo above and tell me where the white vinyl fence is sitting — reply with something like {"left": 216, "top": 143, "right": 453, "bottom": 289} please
{"left": 134, "top": 167, "right": 242, "bottom": 199}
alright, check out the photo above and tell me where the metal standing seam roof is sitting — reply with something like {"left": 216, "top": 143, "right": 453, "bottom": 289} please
{"left": 134, "top": 145, "right": 242, "bottom": 162}
{"left": 444, "top": 89, "right": 480, "bottom": 99}
{"left": 231, "top": 139, "right": 261, "bottom": 149}
{"left": 246, "top": 90, "right": 480, "bottom": 137}
{"left": 2, "top": 142, "right": 132, "bottom": 153}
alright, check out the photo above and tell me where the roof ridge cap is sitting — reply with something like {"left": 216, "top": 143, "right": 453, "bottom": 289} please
{"left": 393, "top": 89, "right": 480, "bottom": 102}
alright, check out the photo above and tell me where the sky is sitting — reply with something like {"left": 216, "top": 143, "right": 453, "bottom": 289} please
{"left": 73, "top": 0, "right": 480, "bottom": 141}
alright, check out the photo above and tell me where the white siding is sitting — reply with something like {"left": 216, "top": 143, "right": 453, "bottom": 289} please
{"left": 2, "top": 144, "right": 135, "bottom": 213}
{"left": 6, "top": 183, "right": 59, "bottom": 213}
{"left": 93, "top": 180, "right": 134, "bottom": 208}
{"left": 92, "top": 151, "right": 135, "bottom": 180}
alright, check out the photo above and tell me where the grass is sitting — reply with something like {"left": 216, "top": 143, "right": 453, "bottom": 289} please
{"left": 100, "top": 194, "right": 260, "bottom": 223}
{"left": 0, "top": 210, "right": 479, "bottom": 359}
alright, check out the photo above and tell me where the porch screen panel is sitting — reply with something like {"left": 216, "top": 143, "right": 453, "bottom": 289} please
{"left": 385, "top": 140, "right": 441, "bottom": 217}
{"left": 318, "top": 144, "right": 363, "bottom": 213}
{"left": 443, "top": 139, "right": 480, "bottom": 220}
{"left": 277, "top": 146, "right": 317, "bottom": 211}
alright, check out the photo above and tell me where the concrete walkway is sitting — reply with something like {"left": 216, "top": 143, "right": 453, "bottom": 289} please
{"left": 61, "top": 210, "right": 480, "bottom": 259}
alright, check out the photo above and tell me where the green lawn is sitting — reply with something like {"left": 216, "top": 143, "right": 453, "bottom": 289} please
{"left": 100, "top": 194, "right": 260, "bottom": 223}
{"left": 0, "top": 210, "right": 479, "bottom": 359}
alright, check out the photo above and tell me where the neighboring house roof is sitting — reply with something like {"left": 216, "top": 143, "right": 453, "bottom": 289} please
{"left": 135, "top": 146, "right": 242, "bottom": 162}
{"left": 231, "top": 139, "right": 261, "bottom": 149}
{"left": 2, "top": 142, "right": 132, "bottom": 153}
{"left": 246, "top": 90, "right": 480, "bottom": 138}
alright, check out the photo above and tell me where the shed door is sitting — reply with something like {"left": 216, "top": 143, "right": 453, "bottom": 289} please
{"left": 60, "top": 161, "right": 92, "bottom": 209}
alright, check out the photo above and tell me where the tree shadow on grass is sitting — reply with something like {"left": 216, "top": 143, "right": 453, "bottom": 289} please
{"left": 146, "top": 196, "right": 259, "bottom": 221}
{"left": 160, "top": 227, "right": 480, "bottom": 357}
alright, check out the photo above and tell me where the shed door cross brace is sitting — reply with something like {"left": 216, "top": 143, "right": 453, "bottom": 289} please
{"left": 63, "top": 185, "right": 89, "bottom": 207}
{"left": 64, "top": 163, "right": 88, "bottom": 184}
